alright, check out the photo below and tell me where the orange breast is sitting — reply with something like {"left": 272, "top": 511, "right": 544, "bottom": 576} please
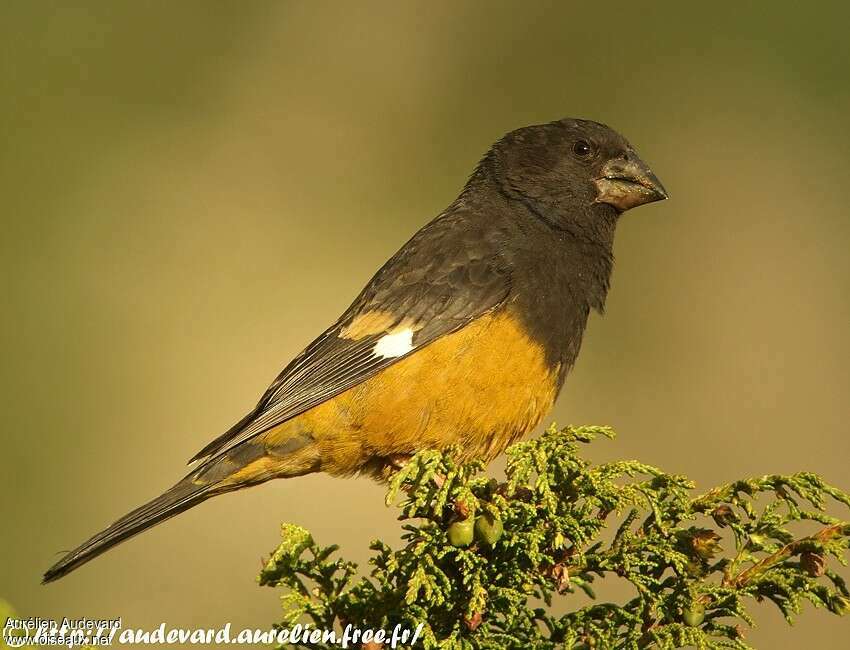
{"left": 262, "top": 307, "right": 560, "bottom": 477}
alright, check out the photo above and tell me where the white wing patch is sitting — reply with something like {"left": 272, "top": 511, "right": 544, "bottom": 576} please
{"left": 373, "top": 328, "right": 414, "bottom": 359}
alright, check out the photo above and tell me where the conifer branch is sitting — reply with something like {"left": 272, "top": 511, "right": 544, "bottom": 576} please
{"left": 259, "top": 425, "right": 850, "bottom": 649}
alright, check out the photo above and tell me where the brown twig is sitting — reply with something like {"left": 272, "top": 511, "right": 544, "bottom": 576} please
{"left": 724, "top": 524, "right": 843, "bottom": 589}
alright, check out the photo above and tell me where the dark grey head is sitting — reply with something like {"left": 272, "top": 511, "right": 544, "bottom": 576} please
{"left": 482, "top": 118, "right": 667, "bottom": 235}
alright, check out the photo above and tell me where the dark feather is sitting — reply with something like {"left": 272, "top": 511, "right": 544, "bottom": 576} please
{"left": 42, "top": 480, "right": 210, "bottom": 583}
{"left": 189, "top": 210, "right": 512, "bottom": 464}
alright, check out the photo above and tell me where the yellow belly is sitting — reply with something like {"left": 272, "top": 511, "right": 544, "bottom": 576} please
{"left": 260, "top": 307, "right": 560, "bottom": 478}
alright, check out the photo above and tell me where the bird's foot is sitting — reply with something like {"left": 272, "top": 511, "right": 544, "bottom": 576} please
{"left": 388, "top": 453, "right": 412, "bottom": 470}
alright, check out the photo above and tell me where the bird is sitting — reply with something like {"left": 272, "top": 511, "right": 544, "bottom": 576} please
{"left": 43, "top": 117, "right": 667, "bottom": 583}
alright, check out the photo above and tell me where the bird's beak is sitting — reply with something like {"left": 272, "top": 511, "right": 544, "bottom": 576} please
{"left": 594, "top": 153, "right": 668, "bottom": 212}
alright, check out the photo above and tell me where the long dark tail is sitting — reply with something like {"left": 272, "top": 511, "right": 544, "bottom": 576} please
{"left": 43, "top": 421, "right": 319, "bottom": 583}
{"left": 42, "top": 478, "right": 214, "bottom": 584}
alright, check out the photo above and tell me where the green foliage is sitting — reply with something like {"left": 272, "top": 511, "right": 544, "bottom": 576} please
{"left": 259, "top": 425, "right": 850, "bottom": 649}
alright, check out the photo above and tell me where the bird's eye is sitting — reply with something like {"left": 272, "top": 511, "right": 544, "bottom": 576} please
{"left": 572, "top": 140, "right": 592, "bottom": 157}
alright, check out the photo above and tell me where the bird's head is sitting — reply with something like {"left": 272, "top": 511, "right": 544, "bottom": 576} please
{"left": 485, "top": 118, "right": 667, "bottom": 235}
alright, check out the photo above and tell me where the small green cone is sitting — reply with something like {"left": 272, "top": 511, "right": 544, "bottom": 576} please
{"left": 474, "top": 513, "right": 504, "bottom": 546}
{"left": 447, "top": 519, "right": 475, "bottom": 547}
{"left": 682, "top": 602, "right": 705, "bottom": 627}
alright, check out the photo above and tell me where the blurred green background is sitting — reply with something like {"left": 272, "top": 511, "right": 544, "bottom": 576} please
{"left": 2, "top": 1, "right": 848, "bottom": 647}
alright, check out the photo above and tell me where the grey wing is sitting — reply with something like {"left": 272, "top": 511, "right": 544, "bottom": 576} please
{"left": 189, "top": 213, "right": 511, "bottom": 464}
